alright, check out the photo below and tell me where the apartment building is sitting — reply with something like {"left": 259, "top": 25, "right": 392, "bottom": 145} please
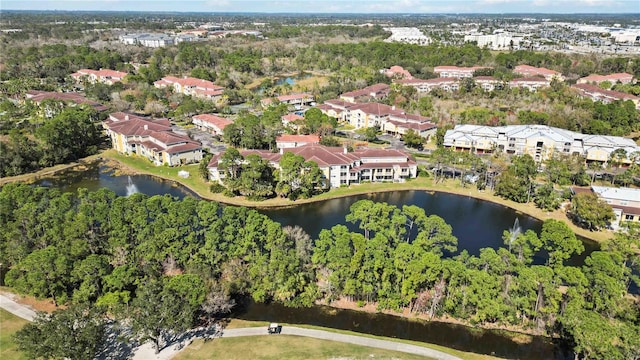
{"left": 261, "top": 93, "right": 315, "bottom": 108}
{"left": 577, "top": 73, "right": 634, "bottom": 86}
{"left": 508, "top": 78, "right": 551, "bottom": 92}
{"left": 572, "top": 84, "right": 640, "bottom": 110}
{"left": 394, "top": 77, "right": 460, "bottom": 93}
{"left": 276, "top": 134, "right": 320, "bottom": 149}
{"left": 154, "top": 76, "right": 225, "bottom": 101}
{"left": 208, "top": 144, "right": 417, "bottom": 188}
{"left": 103, "top": 112, "right": 203, "bottom": 166}
{"left": 444, "top": 124, "right": 640, "bottom": 163}
{"left": 191, "top": 114, "right": 232, "bottom": 136}
{"left": 433, "top": 66, "right": 490, "bottom": 79}
{"left": 514, "top": 65, "right": 564, "bottom": 81}
{"left": 339, "top": 83, "right": 390, "bottom": 103}
{"left": 71, "top": 69, "right": 127, "bottom": 85}
{"left": 584, "top": 186, "right": 640, "bottom": 229}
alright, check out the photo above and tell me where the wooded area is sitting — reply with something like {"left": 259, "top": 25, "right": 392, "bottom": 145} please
{"left": 1, "top": 184, "right": 638, "bottom": 358}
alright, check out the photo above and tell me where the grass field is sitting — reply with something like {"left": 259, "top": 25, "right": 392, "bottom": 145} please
{"left": 0, "top": 309, "right": 28, "bottom": 360}
{"left": 174, "top": 335, "right": 436, "bottom": 360}
{"left": 219, "top": 319, "right": 497, "bottom": 360}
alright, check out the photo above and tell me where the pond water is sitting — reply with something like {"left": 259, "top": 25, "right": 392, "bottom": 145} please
{"left": 235, "top": 299, "right": 568, "bottom": 360}
{"left": 31, "top": 161, "right": 625, "bottom": 358}
{"left": 34, "top": 162, "right": 197, "bottom": 199}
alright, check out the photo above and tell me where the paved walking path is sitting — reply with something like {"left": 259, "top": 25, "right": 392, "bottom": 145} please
{"left": 1, "top": 294, "right": 461, "bottom": 360}
{"left": 221, "top": 326, "right": 462, "bottom": 360}
{"left": 0, "top": 294, "right": 37, "bottom": 321}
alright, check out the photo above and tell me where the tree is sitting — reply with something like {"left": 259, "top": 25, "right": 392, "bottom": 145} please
{"left": 540, "top": 219, "right": 583, "bottom": 268}
{"left": 130, "top": 275, "right": 205, "bottom": 353}
{"left": 15, "top": 305, "right": 106, "bottom": 360}
{"left": 570, "top": 193, "right": 615, "bottom": 231}
{"left": 5, "top": 246, "right": 71, "bottom": 305}
{"left": 533, "top": 183, "right": 561, "bottom": 211}
{"left": 402, "top": 129, "right": 423, "bottom": 149}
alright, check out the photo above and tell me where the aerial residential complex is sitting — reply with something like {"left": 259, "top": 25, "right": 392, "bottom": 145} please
{"left": 154, "top": 76, "right": 225, "bottom": 101}
{"left": 443, "top": 124, "right": 640, "bottom": 164}
{"left": 70, "top": 68, "right": 128, "bottom": 85}
{"left": 208, "top": 144, "right": 418, "bottom": 188}
{"left": 103, "top": 112, "right": 203, "bottom": 166}
{"left": 572, "top": 84, "right": 640, "bottom": 110}
{"left": 573, "top": 186, "right": 640, "bottom": 229}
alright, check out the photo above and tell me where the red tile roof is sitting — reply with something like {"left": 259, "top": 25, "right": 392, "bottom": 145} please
{"left": 276, "top": 134, "right": 320, "bottom": 143}
{"left": 340, "top": 83, "right": 390, "bottom": 100}
{"left": 348, "top": 102, "right": 402, "bottom": 116}
{"left": 578, "top": 73, "right": 634, "bottom": 83}
{"left": 277, "top": 93, "right": 313, "bottom": 102}
{"left": 282, "top": 113, "right": 305, "bottom": 123}
{"left": 192, "top": 114, "right": 232, "bottom": 129}
{"left": 572, "top": 84, "right": 639, "bottom": 102}
{"left": 514, "top": 65, "right": 560, "bottom": 76}
{"left": 25, "top": 91, "right": 108, "bottom": 111}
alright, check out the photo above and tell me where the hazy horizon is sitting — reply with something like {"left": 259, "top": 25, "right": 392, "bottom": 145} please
{"left": 2, "top": 0, "right": 639, "bottom": 14}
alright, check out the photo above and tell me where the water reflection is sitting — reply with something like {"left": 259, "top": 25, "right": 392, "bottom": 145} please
{"left": 235, "top": 300, "right": 569, "bottom": 360}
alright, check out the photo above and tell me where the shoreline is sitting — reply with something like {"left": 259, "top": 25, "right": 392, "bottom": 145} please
{"left": 1, "top": 149, "right": 613, "bottom": 244}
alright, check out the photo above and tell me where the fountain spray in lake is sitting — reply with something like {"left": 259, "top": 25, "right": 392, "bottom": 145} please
{"left": 508, "top": 218, "right": 522, "bottom": 250}
{"left": 125, "top": 176, "right": 139, "bottom": 196}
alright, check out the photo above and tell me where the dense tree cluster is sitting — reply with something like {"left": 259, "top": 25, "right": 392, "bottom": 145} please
{"left": 1, "top": 184, "right": 639, "bottom": 358}
{"left": 0, "top": 106, "right": 105, "bottom": 177}
{"left": 2, "top": 184, "right": 315, "bottom": 352}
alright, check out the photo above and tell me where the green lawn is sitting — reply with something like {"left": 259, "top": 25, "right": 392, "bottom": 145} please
{"left": 0, "top": 309, "right": 29, "bottom": 360}
{"left": 220, "top": 319, "right": 498, "bottom": 360}
{"left": 174, "top": 335, "right": 436, "bottom": 360}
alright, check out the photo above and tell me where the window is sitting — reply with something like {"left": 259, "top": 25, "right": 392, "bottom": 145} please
{"left": 625, "top": 214, "right": 635, "bottom": 220}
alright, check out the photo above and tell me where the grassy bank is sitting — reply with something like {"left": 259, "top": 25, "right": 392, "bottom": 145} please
{"left": 175, "top": 336, "right": 437, "bottom": 360}
{"left": 0, "top": 153, "right": 103, "bottom": 186}
{"left": 101, "top": 150, "right": 612, "bottom": 243}
{"left": 0, "top": 309, "right": 28, "bottom": 360}
{"left": 195, "top": 319, "right": 498, "bottom": 360}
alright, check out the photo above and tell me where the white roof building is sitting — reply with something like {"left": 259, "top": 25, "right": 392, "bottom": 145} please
{"left": 444, "top": 124, "right": 640, "bottom": 163}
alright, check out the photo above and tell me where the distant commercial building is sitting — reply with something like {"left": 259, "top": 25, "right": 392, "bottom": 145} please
{"left": 119, "top": 33, "right": 175, "bottom": 47}
{"left": 464, "top": 33, "right": 523, "bottom": 50}
{"left": 383, "top": 27, "right": 431, "bottom": 45}
{"left": 443, "top": 124, "right": 640, "bottom": 163}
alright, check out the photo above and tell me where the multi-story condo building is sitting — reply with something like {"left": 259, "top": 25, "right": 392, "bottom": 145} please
{"left": 572, "top": 84, "right": 640, "bottom": 110}
{"left": 474, "top": 76, "right": 503, "bottom": 92}
{"left": 394, "top": 77, "right": 460, "bottom": 93}
{"left": 444, "top": 124, "right": 639, "bottom": 164}
{"left": 573, "top": 186, "right": 640, "bottom": 230}
{"left": 191, "top": 114, "right": 233, "bottom": 136}
{"left": 276, "top": 134, "right": 320, "bottom": 149}
{"left": 261, "top": 93, "right": 315, "bottom": 108}
{"left": 70, "top": 69, "right": 127, "bottom": 85}
{"left": 433, "top": 66, "right": 490, "bottom": 79}
{"left": 154, "top": 76, "right": 225, "bottom": 101}
{"left": 339, "top": 83, "right": 390, "bottom": 103}
{"left": 103, "top": 112, "right": 203, "bottom": 166}
{"left": 514, "top": 65, "right": 564, "bottom": 81}
{"left": 577, "top": 73, "right": 634, "bottom": 86}
{"left": 208, "top": 144, "right": 417, "bottom": 188}
{"left": 508, "top": 78, "right": 551, "bottom": 92}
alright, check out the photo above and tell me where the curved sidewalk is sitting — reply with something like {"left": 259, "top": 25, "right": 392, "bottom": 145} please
{"left": 0, "top": 294, "right": 37, "bottom": 321}
{"left": 0, "top": 294, "right": 461, "bottom": 360}
{"left": 222, "top": 326, "right": 462, "bottom": 360}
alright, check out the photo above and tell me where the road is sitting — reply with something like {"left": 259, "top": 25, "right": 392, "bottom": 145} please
{"left": 1, "top": 294, "right": 461, "bottom": 360}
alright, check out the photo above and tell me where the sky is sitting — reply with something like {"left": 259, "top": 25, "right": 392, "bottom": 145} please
{"left": 1, "top": 0, "right": 639, "bottom": 14}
